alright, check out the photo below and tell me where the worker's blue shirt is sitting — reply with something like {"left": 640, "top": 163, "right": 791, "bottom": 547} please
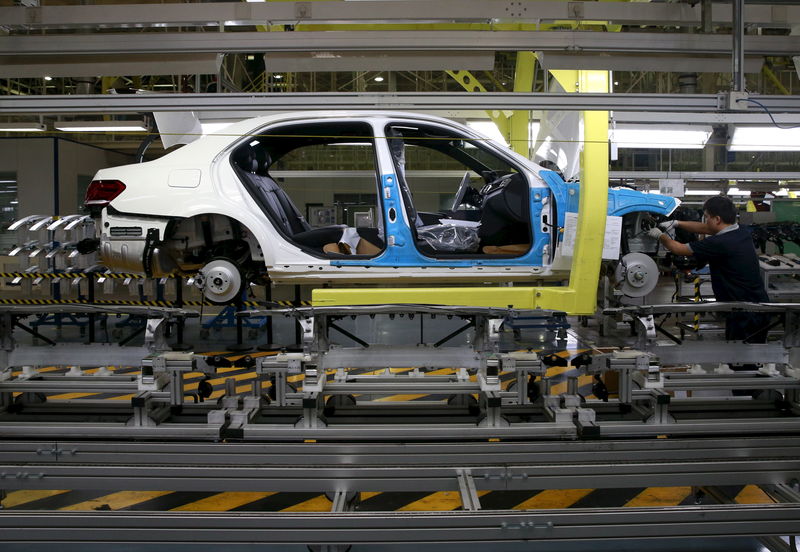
{"left": 687, "top": 224, "right": 769, "bottom": 303}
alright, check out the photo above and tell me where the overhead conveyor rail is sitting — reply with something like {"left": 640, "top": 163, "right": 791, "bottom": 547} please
{"left": 3, "top": 92, "right": 800, "bottom": 115}
{"left": 1, "top": 1, "right": 798, "bottom": 29}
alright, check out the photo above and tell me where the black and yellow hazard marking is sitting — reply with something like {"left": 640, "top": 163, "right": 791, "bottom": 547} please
{"left": 0, "top": 272, "right": 145, "bottom": 280}
{"left": 0, "top": 297, "right": 308, "bottom": 308}
{"left": 2, "top": 485, "right": 773, "bottom": 513}
{"left": 0, "top": 347, "right": 678, "bottom": 515}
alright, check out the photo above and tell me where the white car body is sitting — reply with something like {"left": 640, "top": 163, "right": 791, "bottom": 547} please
{"left": 87, "top": 111, "right": 678, "bottom": 299}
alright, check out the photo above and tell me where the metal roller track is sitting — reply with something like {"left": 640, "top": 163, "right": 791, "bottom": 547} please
{"left": 1, "top": 504, "right": 800, "bottom": 544}
{"left": 0, "top": 437, "right": 798, "bottom": 493}
{"left": 2, "top": 436, "right": 797, "bottom": 466}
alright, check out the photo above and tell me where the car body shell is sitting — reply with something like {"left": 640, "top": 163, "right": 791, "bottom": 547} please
{"left": 92, "top": 111, "right": 679, "bottom": 284}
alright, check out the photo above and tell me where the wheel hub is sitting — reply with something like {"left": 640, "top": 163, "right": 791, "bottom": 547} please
{"left": 197, "top": 259, "right": 242, "bottom": 303}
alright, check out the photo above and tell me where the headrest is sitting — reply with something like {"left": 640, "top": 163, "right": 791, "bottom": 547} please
{"left": 233, "top": 145, "right": 272, "bottom": 175}
{"left": 254, "top": 148, "right": 271, "bottom": 174}
{"left": 232, "top": 146, "right": 256, "bottom": 173}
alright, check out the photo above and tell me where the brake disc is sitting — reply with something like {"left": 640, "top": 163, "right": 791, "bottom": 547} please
{"left": 617, "top": 252, "right": 659, "bottom": 298}
{"left": 197, "top": 258, "right": 242, "bottom": 304}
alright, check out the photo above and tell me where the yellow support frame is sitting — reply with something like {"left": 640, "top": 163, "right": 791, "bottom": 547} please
{"left": 445, "top": 70, "right": 511, "bottom": 142}
{"left": 313, "top": 71, "right": 609, "bottom": 315}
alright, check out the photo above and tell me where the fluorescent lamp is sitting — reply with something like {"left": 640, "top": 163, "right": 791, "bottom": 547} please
{"left": 466, "top": 121, "right": 509, "bottom": 147}
{"left": 55, "top": 120, "right": 147, "bottom": 132}
{"left": 0, "top": 122, "right": 45, "bottom": 132}
{"left": 685, "top": 190, "right": 722, "bottom": 196}
{"left": 727, "top": 187, "right": 751, "bottom": 196}
{"left": 729, "top": 126, "right": 800, "bottom": 152}
{"left": 374, "top": 76, "right": 384, "bottom": 82}
{"left": 611, "top": 124, "right": 712, "bottom": 149}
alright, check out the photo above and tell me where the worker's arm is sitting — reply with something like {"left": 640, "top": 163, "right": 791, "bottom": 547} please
{"left": 657, "top": 233, "right": 693, "bottom": 256}
{"left": 648, "top": 227, "right": 693, "bottom": 255}
{"left": 670, "top": 220, "right": 713, "bottom": 235}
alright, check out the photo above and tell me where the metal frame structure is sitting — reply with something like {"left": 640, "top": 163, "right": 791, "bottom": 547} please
{"left": 2, "top": 1, "right": 798, "bottom": 29}
{"left": 3, "top": 91, "right": 800, "bottom": 115}
{"left": 0, "top": 302, "right": 799, "bottom": 547}
{"left": 0, "top": 438, "right": 799, "bottom": 545}
{"left": 3, "top": 30, "right": 798, "bottom": 58}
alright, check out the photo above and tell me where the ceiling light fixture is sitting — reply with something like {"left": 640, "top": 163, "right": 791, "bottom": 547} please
{"left": 0, "top": 122, "right": 46, "bottom": 132}
{"left": 374, "top": 76, "right": 384, "bottom": 82}
{"left": 55, "top": 120, "right": 147, "bottom": 132}
{"left": 43, "top": 76, "right": 52, "bottom": 81}
{"left": 729, "top": 126, "right": 800, "bottom": 152}
{"left": 274, "top": 74, "right": 283, "bottom": 80}
{"left": 611, "top": 124, "right": 713, "bottom": 149}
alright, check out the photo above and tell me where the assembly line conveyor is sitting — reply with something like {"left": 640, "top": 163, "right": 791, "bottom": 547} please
{"left": 0, "top": 302, "right": 799, "bottom": 547}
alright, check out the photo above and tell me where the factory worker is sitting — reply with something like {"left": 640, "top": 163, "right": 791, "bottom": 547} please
{"left": 648, "top": 195, "right": 770, "bottom": 345}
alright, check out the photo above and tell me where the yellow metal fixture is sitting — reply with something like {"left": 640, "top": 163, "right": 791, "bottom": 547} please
{"left": 314, "top": 69, "right": 610, "bottom": 315}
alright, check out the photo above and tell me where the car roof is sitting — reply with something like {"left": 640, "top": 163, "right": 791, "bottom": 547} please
{"left": 208, "top": 110, "right": 468, "bottom": 140}
{"left": 155, "top": 111, "right": 477, "bottom": 164}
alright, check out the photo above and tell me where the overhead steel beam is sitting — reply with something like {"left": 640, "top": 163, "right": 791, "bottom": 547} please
{"left": 615, "top": 111, "right": 800, "bottom": 124}
{"left": 609, "top": 171, "right": 800, "bottom": 181}
{"left": 1, "top": 30, "right": 798, "bottom": 58}
{"left": 1, "top": 1, "right": 799, "bottom": 29}
{"left": 3, "top": 92, "right": 800, "bottom": 115}
{"left": 0, "top": 53, "right": 222, "bottom": 79}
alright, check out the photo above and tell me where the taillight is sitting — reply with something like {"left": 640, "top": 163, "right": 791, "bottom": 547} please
{"left": 85, "top": 180, "right": 126, "bottom": 207}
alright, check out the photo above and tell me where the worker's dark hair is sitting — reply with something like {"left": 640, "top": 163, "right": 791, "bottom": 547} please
{"left": 703, "top": 195, "right": 737, "bottom": 224}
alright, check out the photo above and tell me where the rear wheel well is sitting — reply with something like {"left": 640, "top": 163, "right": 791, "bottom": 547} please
{"left": 164, "top": 214, "right": 265, "bottom": 279}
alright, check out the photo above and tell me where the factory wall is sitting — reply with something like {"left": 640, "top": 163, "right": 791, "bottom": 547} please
{"left": 0, "top": 137, "right": 132, "bottom": 277}
{"left": 0, "top": 137, "right": 131, "bottom": 217}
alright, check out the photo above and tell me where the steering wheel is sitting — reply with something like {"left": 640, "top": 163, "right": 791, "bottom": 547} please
{"left": 451, "top": 171, "right": 473, "bottom": 212}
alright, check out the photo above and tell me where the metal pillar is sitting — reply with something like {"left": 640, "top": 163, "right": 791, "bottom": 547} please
{"left": 733, "top": 0, "right": 745, "bottom": 92}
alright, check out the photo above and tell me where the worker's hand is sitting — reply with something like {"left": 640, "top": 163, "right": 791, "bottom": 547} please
{"left": 658, "top": 220, "right": 678, "bottom": 231}
{"left": 648, "top": 227, "right": 664, "bottom": 240}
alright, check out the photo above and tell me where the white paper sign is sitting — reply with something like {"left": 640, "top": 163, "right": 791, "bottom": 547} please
{"left": 602, "top": 216, "right": 623, "bottom": 260}
{"left": 559, "top": 212, "right": 622, "bottom": 260}
{"left": 561, "top": 211, "right": 579, "bottom": 257}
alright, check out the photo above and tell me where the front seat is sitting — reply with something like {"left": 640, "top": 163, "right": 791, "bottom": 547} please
{"left": 232, "top": 145, "right": 347, "bottom": 249}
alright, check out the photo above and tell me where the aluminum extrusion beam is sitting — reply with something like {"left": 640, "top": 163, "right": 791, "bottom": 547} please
{"left": 609, "top": 171, "right": 800, "bottom": 181}
{"left": 7, "top": 344, "right": 152, "bottom": 368}
{"left": 2, "top": 31, "right": 798, "bottom": 57}
{"left": 1, "top": 437, "right": 798, "bottom": 494}
{"left": 1, "top": 2, "right": 798, "bottom": 28}
{"left": 0, "top": 458, "right": 796, "bottom": 493}
{"left": 615, "top": 111, "right": 800, "bottom": 124}
{"left": 1, "top": 505, "right": 799, "bottom": 544}
{"left": 3, "top": 436, "right": 796, "bottom": 466}
{"left": 650, "top": 342, "right": 789, "bottom": 365}
{"left": 3, "top": 92, "right": 800, "bottom": 115}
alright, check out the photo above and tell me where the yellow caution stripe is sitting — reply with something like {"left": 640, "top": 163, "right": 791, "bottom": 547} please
{"left": 0, "top": 272, "right": 146, "bottom": 279}
{"left": 0, "top": 298, "right": 311, "bottom": 308}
